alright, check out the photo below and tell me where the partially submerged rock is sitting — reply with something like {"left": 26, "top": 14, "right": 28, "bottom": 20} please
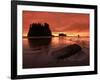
{"left": 52, "top": 44, "right": 82, "bottom": 60}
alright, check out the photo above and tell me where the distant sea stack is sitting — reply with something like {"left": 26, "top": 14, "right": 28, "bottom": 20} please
{"left": 27, "top": 23, "right": 52, "bottom": 37}
{"left": 59, "top": 33, "right": 66, "bottom": 37}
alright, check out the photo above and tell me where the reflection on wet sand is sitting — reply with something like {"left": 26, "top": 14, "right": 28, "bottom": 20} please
{"left": 28, "top": 38, "right": 51, "bottom": 49}
{"left": 23, "top": 37, "right": 89, "bottom": 68}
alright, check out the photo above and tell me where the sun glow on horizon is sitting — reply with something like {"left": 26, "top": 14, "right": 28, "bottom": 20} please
{"left": 23, "top": 32, "right": 89, "bottom": 37}
{"left": 52, "top": 32, "right": 89, "bottom": 37}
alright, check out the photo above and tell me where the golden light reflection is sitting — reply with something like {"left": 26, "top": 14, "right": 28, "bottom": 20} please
{"left": 23, "top": 32, "right": 89, "bottom": 37}
{"left": 52, "top": 32, "right": 89, "bottom": 37}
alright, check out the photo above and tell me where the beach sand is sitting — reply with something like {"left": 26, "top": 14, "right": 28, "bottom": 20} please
{"left": 23, "top": 43, "right": 89, "bottom": 68}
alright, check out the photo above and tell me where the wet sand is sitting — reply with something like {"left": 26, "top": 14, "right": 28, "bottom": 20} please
{"left": 23, "top": 43, "right": 89, "bottom": 68}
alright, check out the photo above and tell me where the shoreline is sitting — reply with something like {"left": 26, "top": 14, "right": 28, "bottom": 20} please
{"left": 23, "top": 36, "right": 89, "bottom": 39}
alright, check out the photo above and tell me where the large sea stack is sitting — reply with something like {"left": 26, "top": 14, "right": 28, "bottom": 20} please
{"left": 27, "top": 23, "right": 52, "bottom": 37}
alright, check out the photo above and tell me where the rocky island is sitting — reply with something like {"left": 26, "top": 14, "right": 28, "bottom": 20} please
{"left": 27, "top": 22, "right": 52, "bottom": 37}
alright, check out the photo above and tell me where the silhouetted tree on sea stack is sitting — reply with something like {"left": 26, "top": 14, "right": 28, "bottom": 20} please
{"left": 27, "top": 23, "right": 52, "bottom": 37}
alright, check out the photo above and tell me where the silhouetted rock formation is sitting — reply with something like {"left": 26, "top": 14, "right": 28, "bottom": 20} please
{"left": 59, "top": 33, "right": 66, "bottom": 37}
{"left": 52, "top": 44, "right": 82, "bottom": 60}
{"left": 27, "top": 23, "right": 52, "bottom": 37}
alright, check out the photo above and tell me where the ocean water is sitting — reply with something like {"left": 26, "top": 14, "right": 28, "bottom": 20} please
{"left": 23, "top": 37, "right": 89, "bottom": 68}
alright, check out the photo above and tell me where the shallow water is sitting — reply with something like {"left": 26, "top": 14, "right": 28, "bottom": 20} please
{"left": 23, "top": 37, "right": 89, "bottom": 68}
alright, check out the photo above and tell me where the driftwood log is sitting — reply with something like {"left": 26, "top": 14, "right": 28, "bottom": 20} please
{"left": 52, "top": 44, "right": 82, "bottom": 60}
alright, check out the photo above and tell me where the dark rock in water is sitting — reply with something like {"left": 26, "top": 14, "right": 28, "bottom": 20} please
{"left": 27, "top": 23, "right": 52, "bottom": 37}
{"left": 59, "top": 33, "right": 66, "bottom": 37}
{"left": 56, "top": 44, "right": 82, "bottom": 60}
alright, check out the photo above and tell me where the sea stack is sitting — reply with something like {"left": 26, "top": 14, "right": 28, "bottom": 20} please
{"left": 27, "top": 23, "right": 52, "bottom": 37}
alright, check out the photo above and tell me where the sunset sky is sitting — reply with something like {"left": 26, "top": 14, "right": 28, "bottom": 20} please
{"left": 23, "top": 11, "right": 89, "bottom": 37}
